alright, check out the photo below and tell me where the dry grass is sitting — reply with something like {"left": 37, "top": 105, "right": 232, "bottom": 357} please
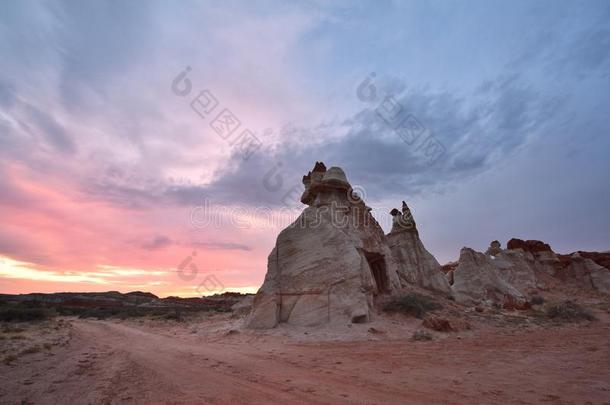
{"left": 411, "top": 330, "right": 433, "bottom": 341}
{"left": 1, "top": 324, "right": 25, "bottom": 333}
{"left": 545, "top": 301, "right": 596, "bottom": 321}
{"left": 9, "top": 334, "right": 27, "bottom": 340}
{"left": 3, "top": 354, "right": 18, "bottom": 365}
{"left": 383, "top": 293, "right": 442, "bottom": 319}
{"left": 0, "top": 305, "right": 53, "bottom": 322}
{"left": 19, "top": 346, "right": 42, "bottom": 355}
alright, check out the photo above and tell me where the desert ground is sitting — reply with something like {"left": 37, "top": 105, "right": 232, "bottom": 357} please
{"left": 1, "top": 306, "right": 609, "bottom": 405}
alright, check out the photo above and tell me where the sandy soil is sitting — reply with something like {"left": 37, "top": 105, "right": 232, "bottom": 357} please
{"left": 1, "top": 311, "right": 609, "bottom": 405}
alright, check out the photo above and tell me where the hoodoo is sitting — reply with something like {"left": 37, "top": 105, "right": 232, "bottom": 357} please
{"left": 386, "top": 201, "right": 451, "bottom": 294}
{"left": 247, "top": 162, "right": 401, "bottom": 328}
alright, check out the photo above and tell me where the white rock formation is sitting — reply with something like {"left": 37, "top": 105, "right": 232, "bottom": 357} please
{"left": 491, "top": 249, "right": 539, "bottom": 292}
{"left": 451, "top": 247, "right": 528, "bottom": 307}
{"left": 386, "top": 202, "right": 451, "bottom": 294}
{"left": 247, "top": 162, "right": 401, "bottom": 329}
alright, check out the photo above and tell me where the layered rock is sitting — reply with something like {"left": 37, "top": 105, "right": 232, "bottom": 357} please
{"left": 491, "top": 249, "right": 539, "bottom": 292}
{"left": 247, "top": 162, "right": 401, "bottom": 329}
{"left": 451, "top": 240, "right": 542, "bottom": 307}
{"left": 451, "top": 238, "right": 610, "bottom": 306}
{"left": 506, "top": 238, "right": 560, "bottom": 274}
{"left": 451, "top": 247, "right": 529, "bottom": 308}
{"left": 560, "top": 253, "right": 610, "bottom": 294}
{"left": 386, "top": 202, "right": 451, "bottom": 294}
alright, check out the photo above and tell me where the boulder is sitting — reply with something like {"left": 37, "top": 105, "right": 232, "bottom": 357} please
{"left": 506, "top": 238, "right": 552, "bottom": 253}
{"left": 386, "top": 201, "right": 451, "bottom": 294}
{"left": 485, "top": 240, "right": 502, "bottom": 256}
{"left": 247, "top": 162, "right": 401, "bottom": 328}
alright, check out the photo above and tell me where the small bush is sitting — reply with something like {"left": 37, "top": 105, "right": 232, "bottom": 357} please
{"left": 530, "top": 295, "right": 545, "bottom": 306}
{"left": 77, "top": 307, "right": 150, "bottom": 320}
{"left": 411, "top": 330, "right": 433, "bottom": 341}
{"left": 164, "top": 309, "right": 183, "bottom": 321}
{"left": 546, "top": 301, "right": 595, "bottom": 321}
{"left": 3, "top": 354, "right": 18, "bottom": 365}
{"left": 383, "top": 293, "right": 442, "bottom": 319}
{"left": 422, "top": 316, "right": 454, "bottom": 332}
{"left": 0, "top": 305, "right": 52, "bottom": 322}
{"left": 19, "top": 346, "right": 41, "bottom": 355}
{"left": 1, "top": 324, "right": 25, "bottom": 333}
{"left": 9, "top": 335, "right": 26, "bottom": 340}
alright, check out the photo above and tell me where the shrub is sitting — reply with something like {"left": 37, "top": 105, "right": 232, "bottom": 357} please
{"left": 383, "top": 293, "right": 442, "bottom": 319}
{"left": 411, "top": 330, "right": 433, "bottom": 341}
{"left": 0, "top": 305, "right": 52, "bottom": 322}
{"left": 3, "top": 354, "right": 18, "bottom": 365}
{"left": 9, "top": 335, "right": 26, "bottom": 340}
{"left": 163, "top": 309, "right": 183, "bottom": 321}
{"left": 1, "top": 324, "right": 25, "bottom": 333}
{"left": 422, "top": 316, "right": 454, "bottom": 332}
{"left": 530, "top": 295, "right": 545, "bottom": 306}
{"left": 546, "top": 301, "right": 595, "bottom": 321}
{"left": 19, "top": 346, "right": 41, "bottom": 355}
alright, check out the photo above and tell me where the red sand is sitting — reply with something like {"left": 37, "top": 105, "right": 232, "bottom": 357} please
{"left": 1, "top": 314, "right": 609, "bottom": 404}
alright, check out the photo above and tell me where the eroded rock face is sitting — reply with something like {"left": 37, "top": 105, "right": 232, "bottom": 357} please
{"left": 451, "top": 247, "right": 528, "bottom": 307}
{"left": 562, "top": 253, "right": 610, "bottom": 294}
{"left": 507, "top": 238, "right": 552, "bottom": 253}
{"left": 247, "top": 163, "right": 401, "bottom": 329}
{"left": 506, "top": 238, "right": 560, "bottom": 275}
{"left": 386, "top": 202, "right": 451, "bottom": 294}
{"left": 491, "top": 249, "right": 539, "bottom": 292}
{"left": 452, "top": 238, "right": 610, "bottom": 304}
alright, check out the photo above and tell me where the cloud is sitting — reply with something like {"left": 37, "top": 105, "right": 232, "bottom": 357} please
{"left": 191, "top": 241, "right": 252, "bottom": 251}
{"left": 141, "top": 235, "right": 172, "bottom": 251}
{"left": 174, "top": 72, "right": 564, "bottom": 208}
{"left": 0, "top": 226, "right": 56, "bottom": 266}
{"left": 0, "top": 80, "right": 16, "bottom": 107}
{"left": 509, "top": 3, "right": 610, "bottom": 80}
{"left": 1, "top": 0, "right": 609, "bottom": 295}
{"left": 68, "top": 69, "right": 565, "bottom": 213}
{"left": 22, "top": 104, "right": 76, "bottom": 154}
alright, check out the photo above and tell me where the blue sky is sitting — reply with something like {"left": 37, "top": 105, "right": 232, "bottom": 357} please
{"left": 0, "top": 0, "right": 609, "bottom": 295}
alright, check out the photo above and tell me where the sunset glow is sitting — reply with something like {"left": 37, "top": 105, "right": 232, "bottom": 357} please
{"left": 1, "top": 1, "right": 609, "bottom": 297}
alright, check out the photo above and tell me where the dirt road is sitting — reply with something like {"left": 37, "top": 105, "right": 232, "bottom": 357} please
{"left": 1, "top": 318, "right": 609, "bottom": 404}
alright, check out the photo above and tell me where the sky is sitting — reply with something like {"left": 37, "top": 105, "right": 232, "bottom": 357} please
{"left": 1, "top": 0, "right": 609, "bottom": 297}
